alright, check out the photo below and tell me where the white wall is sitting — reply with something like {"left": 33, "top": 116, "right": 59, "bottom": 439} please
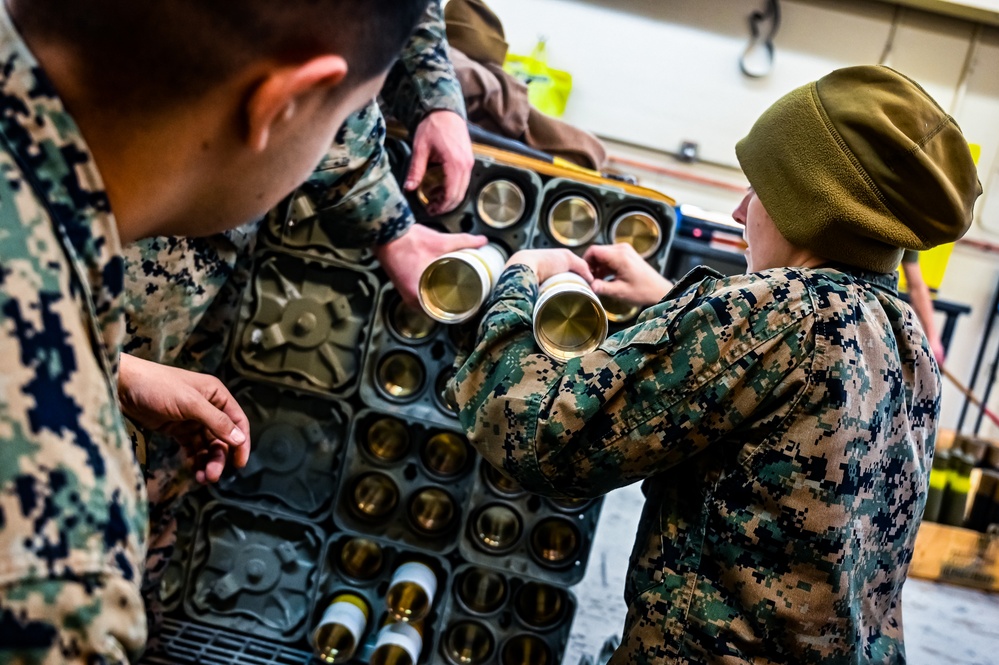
{"left": 488, "top": 0, "right": 999, "bottom": 436}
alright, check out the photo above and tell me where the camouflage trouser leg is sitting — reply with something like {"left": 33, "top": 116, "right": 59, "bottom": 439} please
{"left": 0, "top": 575, "right": 147, "bottom": 665}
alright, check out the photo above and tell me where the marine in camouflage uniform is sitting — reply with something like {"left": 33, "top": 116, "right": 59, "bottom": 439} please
{"left": 0, "top": 5, "right": 147, "bottom": 663}
{"left": 452, "top": 264, "right": 935, "bottom": 663}
{"left": 122, "top": 0, "right": 464, "bottom": 372}
{"left": 449, "top": 66, "right": 981, "bottom": 663}
{"left": 121, "top": 0, "right": 466, "bottom": 629}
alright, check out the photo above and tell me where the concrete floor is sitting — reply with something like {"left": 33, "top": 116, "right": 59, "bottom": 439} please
{"left": 566, "top": 484, "right": 999, "bottom": 665}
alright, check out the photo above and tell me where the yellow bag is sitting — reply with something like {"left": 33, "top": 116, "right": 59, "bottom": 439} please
{"left": 503, "top": 39, "right": 573, "bottom": 117}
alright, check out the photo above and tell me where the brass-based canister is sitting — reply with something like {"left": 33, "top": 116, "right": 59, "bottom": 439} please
{"left": 547, "top": 195, "right": 599, "bottom": 247}
{"left": 418, "top": 245, "right": 507, "bottom": 324}
{"left": 477, "top": 179, "right": 527, "bottom": 229}
{"left": 376, "top": 351, "right": 426, "bottom": 400}
{"left": 416, "top": 166, "right": 446, "bottom": 209}
{"left": 407, "top": 488, "right": 457, "bottom": 535}
{"left": 513, "top": 582, "right": 566, "bottom": 628}
{"left": 549, "top": 496, "right": 591, "bottom": 512}
{"left": 472, "top": 504, "right": 522, "bottom": 552}
{"left": 457, "top": 568, "right": 508, "bottom": 615}
{"left": 364, "top": 417, "right": 410, "bottom": 463}
{"left": 599, "top": 293, "right": 642, "bottom": 324}
{"left": 434, "top": 368, "right": 459, "bottom": 417}
{"left": 444, "top": 621, "right": 494, "bottom": 665}
{"left": 501, "top": 634, "right": 552, "bottom": 665}
{"left": 533, "top": 273, "right": 608, "bottom": 361}
{"left": 421, "top": 432, "right": 469, "bottom": 478}
{"left": 529, "top": 517, "right": 580, "bottom": 567}
{"left": 609, "top": 210, "right": 662, "bottom": 258}
{"left": 388, "top": 298, "right": 438, "bottom": 342}
{"left": 339, "top": 537, "right": 384, "bottom": 581}
{"left": 482, "top": 463, "right": 524, "bottom": 498}
{"left": 350, "top": 473, "right": 400, "bottom": 522}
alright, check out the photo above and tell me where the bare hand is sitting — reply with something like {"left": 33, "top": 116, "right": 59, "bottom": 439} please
{"left": 506, "top": 249, "right": 595, "bottom": 285}
{"left": 119, "top": 354, "right": 250, "bottom": 484}
{"left": 584, "top": 244, "right": 673, "bottom": 308}
{"left": 375, "top": 223, "right": 487, "bottom": 309}
{"left": 404, "top": 110, "right": 474, "bottom": 215}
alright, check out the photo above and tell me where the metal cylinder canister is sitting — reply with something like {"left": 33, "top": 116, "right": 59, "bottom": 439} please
{"left": 533, "top": 273, "right": 608, "bottom": 361}
{"left": 598, "top": 293, "right": 642, "bottom": 324}
{"left": 546, "top": 196, "right": 600, "bottom": 247}
{"left": 419, "top": 244, "right": 507, "bottom": 324}
{"left": 609, "top": 210, "right": 662, "bottom": 258}
{"left": 477, "top": 180, "right": 527, "bottom": 229}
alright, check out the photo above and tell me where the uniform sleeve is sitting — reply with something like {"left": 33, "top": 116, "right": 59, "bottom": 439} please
{"left": 450, "top": 266, "right": 817, "bottom": 498}
{"left": 381, "top": 0, "right": 467, "bottom": 129}
{"left": 298, "top": 101, "right": 415, "bottom": 248}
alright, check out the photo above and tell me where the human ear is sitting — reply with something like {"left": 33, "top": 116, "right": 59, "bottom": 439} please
{"left": 245, "top": 55, "right": 349, "bottom": 153}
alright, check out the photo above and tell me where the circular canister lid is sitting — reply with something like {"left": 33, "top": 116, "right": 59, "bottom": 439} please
{"left": 376, "top": 351, "right": 426, "bottom": 400}
{"left": 547, "top": 196, "right": 599, "bottom": 247}
{"left": 599, "top": 293, "right": 641, "bottom": 324}
{"left": 609, "top": 211, "right": 662, "bottom": 258}
{"left": 534, "top": 278, "right": 608, "bottom": 361}
{"left": 477, "top": 180, "right": 527, "bottom": 229}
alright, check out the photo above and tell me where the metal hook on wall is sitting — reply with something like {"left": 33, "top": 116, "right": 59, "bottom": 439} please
{"left": 740, "top": 0, "right": 781, "bottom": 78}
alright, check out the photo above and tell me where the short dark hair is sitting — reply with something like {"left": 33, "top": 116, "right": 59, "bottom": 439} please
{"left": 15, "top": 0, "right": 430, "bottom": 111}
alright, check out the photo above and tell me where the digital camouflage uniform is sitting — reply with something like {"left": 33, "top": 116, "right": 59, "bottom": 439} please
{"left": 0, "top": 5, "right": 148, "bottom": 663}
{"left": 451, "top": 263, "right": 938, "bottom": 664}
{"left": 120, "top": 0, "right": 465, "bottom": 634}
{"left": 123, "top": 0, "right": 463, "bottom": 373}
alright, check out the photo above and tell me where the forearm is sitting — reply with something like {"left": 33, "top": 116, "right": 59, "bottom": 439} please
{"left": 300, "top": 103, "right": 415, "bottom": 248}
{"left": 381, "top": 0, "right": 466, "bottom": 128}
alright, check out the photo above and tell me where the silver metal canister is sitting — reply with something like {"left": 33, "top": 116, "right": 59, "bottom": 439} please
{"left": 533, "top": 273, "right": 608, "bottom": 361}
{"left": 419, "top": 244, "right": 507, "bottom": 324}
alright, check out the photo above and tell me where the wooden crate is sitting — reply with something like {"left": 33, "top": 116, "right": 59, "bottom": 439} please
{"left": 910, "top": 521, "right": 999, "bottom": 592}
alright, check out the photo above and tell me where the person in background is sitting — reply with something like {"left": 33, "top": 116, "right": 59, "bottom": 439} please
{"left": 449, "top": 65, "right": 981, "bottom": 663}
{"left": 0, "top": 0, "right": 429, "bottom": 662}
{"left": 901, "top": 250, "right": 947, "bottom": 365}
{"left": 117, "top": 0, "right": 483, "bottom": 639}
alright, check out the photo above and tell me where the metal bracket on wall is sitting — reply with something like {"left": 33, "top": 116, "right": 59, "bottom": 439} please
{"left": 740, "top": 0, "right": 781, "bottom": 78}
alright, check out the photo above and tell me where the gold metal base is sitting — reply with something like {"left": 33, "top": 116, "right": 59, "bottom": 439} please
{"left": 530, "top": 518, "right": 580, "bottom": 566}
{"left": 457, "top": 568, "right": 508, "bottom": 615}
{"left": 421, "top": 432, "right": 469, "bottom": 478}
{"left": 477, "top": 179, "right": 527, "bottom": 229}
{"left": 339, "top": 538, "right": 384, "bottom": 581}
{"left": 501, "top": 634, "right": 552, "bottom": 665}
{"left": 443, "top": 621, "right": 494, "bottom": 665}
{"left": 376, "top": 352, "right": 426, "bottom": 400}
{"left": 547, "top": 196, "right": 599, "bottom": 247}
{"left": 364, "top": 417, "right": 410, "bottom": 463}
{"left": 349, "top": 473, "right": 399, "bottom": 522}
{"left": 513, "top": 582, "right": 566, "bottom": 628}
{"left": 473, "top": 504, "right": 522, "bottom": 552}
{"left": 389, "top": 298, "right": 438, "bottom": 342}
{"left": 408, "top": 487, "right": 457, "bottom": 535}
{"left": 610, "top": 210, "right": 662, "bottom": 258}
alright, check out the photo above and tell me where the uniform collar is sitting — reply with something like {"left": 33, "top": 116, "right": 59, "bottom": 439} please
{"left": 0, "top": 3, "right": 126, "bottom": 372}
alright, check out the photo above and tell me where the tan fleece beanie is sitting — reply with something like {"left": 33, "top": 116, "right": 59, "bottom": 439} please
{"left": 736, "top": 65, "right": 982, "bottom": 273}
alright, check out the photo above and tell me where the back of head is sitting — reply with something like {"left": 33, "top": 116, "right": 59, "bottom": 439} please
{"left": 736, "top": 65, "right": 982, "bottom": 273}
{"left": 16, "top": 0, "right": 430, "bottom": 112}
